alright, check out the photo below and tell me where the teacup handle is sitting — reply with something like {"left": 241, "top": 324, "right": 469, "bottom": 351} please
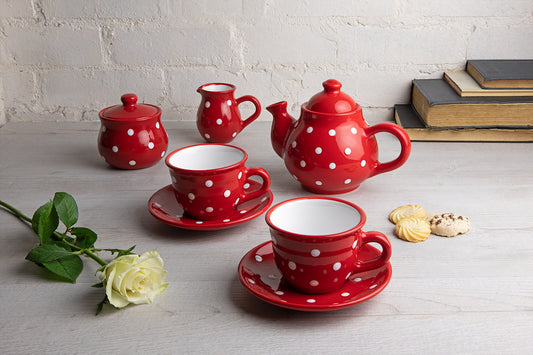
{"left": 236, "top": 95, "right": 261, "bottom": 130}
{"left": 365, "top": 123, "right": 411, "bottom": 177}
{"left": 354, "top": 231, "right": 392, "bottom": 273}
{"left": 240, "top": 167, "right": 271, "bottom": 204}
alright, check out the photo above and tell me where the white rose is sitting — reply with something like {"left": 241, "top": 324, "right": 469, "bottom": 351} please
{"left": 99, "top": 250, "right": 168, "bottom": 308}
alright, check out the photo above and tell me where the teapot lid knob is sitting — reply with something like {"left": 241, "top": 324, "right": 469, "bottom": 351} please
{"left": 322, "top": 79, "right": 342, "bottom": 93}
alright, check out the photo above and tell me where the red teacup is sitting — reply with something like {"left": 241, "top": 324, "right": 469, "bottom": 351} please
{"left": 266, "top": 197, "right": 392, "bottom": 294}
{"left": 166, "top": 144, "right": 270, "bottom": 221}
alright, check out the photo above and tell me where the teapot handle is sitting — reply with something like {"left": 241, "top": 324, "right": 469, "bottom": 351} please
{"left": 365, "top": 123, "right": 411, "bottom": 177}
{"left": 236, "top": 95, "right": 262, "bottom": 130}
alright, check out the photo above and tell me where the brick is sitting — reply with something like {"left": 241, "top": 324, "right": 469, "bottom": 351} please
{"left": 5, "top": 26, "right": 102, "bottom": 66}
{"left": 111, "top": 26, "right": 235, "bottom": 67}
{"left": 403, "top": 0, "right": 533, "bottom": 17}
{"left": 241, "top": 20, "right": 337, "bottom": 67}
{"left": 183, "top": 0, "right": 242, "bottom": 18}
{"left": 0, "top": 0, "right": 33, "bottom": 17}
{"left": 96, "top": 0, "right": 168, "bottom": 19}
{"left": 354, "top": 26, "right": 467, "bottom": 65}
{"left": 41, "top": 0, "right": 96, "bottom": 18}
{"left": 41, "top": 69, "right": 164, "bottom": 110}
{"left": 468, "top": 26, "right": 533, "bottom": 58}
{"left": 265, "top": 0, "right": 397, "bottom": 17}
{"left": 2, "top": 70, "right": 35, "bottom": 108}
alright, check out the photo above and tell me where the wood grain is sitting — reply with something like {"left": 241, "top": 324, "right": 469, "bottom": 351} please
{"left": 1, "top": 121, "right": 532, "bottom": 354}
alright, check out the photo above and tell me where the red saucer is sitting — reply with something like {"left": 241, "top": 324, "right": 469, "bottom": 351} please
{"left": 148, "top": 181, "right": 272, "bottom": 230}
{"left": 238, "top": 241, "right": 392, "bottom": 311}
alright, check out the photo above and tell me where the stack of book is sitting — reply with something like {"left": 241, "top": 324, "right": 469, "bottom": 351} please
{"left": 394, "top": 59, "right": 533, "bottom": 142}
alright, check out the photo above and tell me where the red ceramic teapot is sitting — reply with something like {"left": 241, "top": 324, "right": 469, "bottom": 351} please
{"left": 267, "top": 79, "right": 411, "bottom": 194}
{"left": 98, "top": 93, "right": 168, "bottom": 169}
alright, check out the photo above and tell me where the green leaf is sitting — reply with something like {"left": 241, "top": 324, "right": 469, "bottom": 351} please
{"left": 71, "top": 227, "right": 97, "bottom": 249}
{"left": 53, "top": 192, "right": 78, "bottom": 228}
{"left": 96, "top": 295, "right": 109, "bottom": 315}
{"left": 42, "top": 254, "right": 83, "bottom": 283}
{"left": 31, "top": 200, "right": 59, "bottom": 244}
{"left": 91, "top": 282, "right": 104, "bottom": 288}
{"left": 117, "top": 245, "right": 136, "bottom": 257}
{"left": 26, "top": 244, "right": 74, "bottom": 264}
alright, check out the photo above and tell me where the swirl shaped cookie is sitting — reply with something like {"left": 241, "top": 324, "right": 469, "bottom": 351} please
{"left": 426, "top": 212, "right": 470, "bottom": 237}
{"left": 389, "top": 204, "right": 426, "bottom": 224}
{"left": 395, "top": 217, "right": 431, "bottom": 243}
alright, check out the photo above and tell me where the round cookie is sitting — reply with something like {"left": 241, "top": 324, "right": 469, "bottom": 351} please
{"left": 389, "top": 204, "right": 426, "bottom": 224}
{"left": 426, "top": 212, "right": 470, "bottom": 237}
{"left": 395, "top": 217, "right": 431, "bottom": 243}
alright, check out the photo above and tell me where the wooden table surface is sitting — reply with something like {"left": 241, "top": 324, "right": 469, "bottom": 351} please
{"left": 1, "top": 121, "right": 532, "bottom": 354}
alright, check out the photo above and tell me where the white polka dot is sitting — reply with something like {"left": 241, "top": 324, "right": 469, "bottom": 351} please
{"left": 300, "top": 160, "right": 306, "bottom": 167}
{"left": 329, "top": 162, "right": 336, "bottom": 169}
{"left": 238, "top": 172, "right": 243, "bottom": 179}
{"left": 306, "top": 299, "right": 316, "bottom": 303}
{"left": 333, "top": 277, "right": 339, "bottom": 283}
{"left": 205, "top": 207, "right": 214, "bottom": 213}
{"left": 328, "top": 129, "right": 336, "bottom": 136}
{"left": 195, "top": 221, "right": 203, "bottom": 224}
{"left": 129, "top": 160, "right": 136, "bottom": 166}
{"left": 255, "top": 255, "right": 263, "bottom": 262}
{"left": 311, "top": 249, "right": 320, "bottom": 257}
{"left": 227, "top": 100, "right": 232, "bottom": 106}
{"left": 112, "top": 146, "right": 118, "bottom": 153}
{"left": 247, "top": 278, "right": 255, "bottom": 284}
{"left": 315, "top": 181, "right": 322, "bottom": 186}
{"left": 352, "top": 277, "right": 362, "bottom": 282}
{"left": 345, "top": 147, "right": 352, "bottom": 155}
{"left": 361, "top": 160, "right": 366, "bottom": 167}
{"left": 333, "top": 262, "right": 341, "bottom": 271}
{"left": 306, "top": 126, "right": 313, "bottom": 133}
{"left": 369, "top": 284, "right": 378, "bottom": 289}
{"left": 275, "top": 290, "right": 284, "bottom": 295}
{"left": 156, "top": 122, "right": 160, "bottom": 129}
{"left": 161, "top": 151, "right": 165, "bottom": 157}
{"left": 315, "top": 147, "right": 322, "bottom": 154}
{"left": 205, "top": 101, "right": 210, "bottom": 108}
{"left": 352, "top": 240, "right": 358, "bottom": 249}
{"left": 148, "top": 142, "right": 154, "bottom": 149}
{"left": 309, "top": 280, "right": 319, "bottom": 287}
{"left": 223, "top": 219, "right": 230, "bottom": 222}
{"left": 341, "top": 292, "right": 350, "bottom": 297}
{"left": 243, "top": 183, "right": 250, "bottom": 189}
{"left": 351, "top": 127, "right": 357, "bottom": 134}
{"left": 205, "top": 180, "right": 213, "bottom": 187}
{"left": 291, "top": 141, "right": 297, "bottom": 148}
{"left": 288, "top": 261, "right": 297, "bottom": 270}
{"left": 127, "top": 129, "right": 134, "bottom": 136}
{"left": 232, "top": 132, "right": 237, "bottom": 138}
{"left": 188, "top": 193, "right": 195, "bottom": 200}
{"left": 205, "top": 133, "right": 210, "bottom": 139}
{"left": 216, "top": 118, "right": 223, "bottom": 125}
{"left": 240, "top": 210, "right": 247, "bottom": 214}
{"left": 344, "top": 178, "right": 352, "bottom": 184}
{"left": 224, "top": 190, "right": 231, "bottom": 197}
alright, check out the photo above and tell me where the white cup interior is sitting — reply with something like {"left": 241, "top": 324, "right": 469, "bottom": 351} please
{"left": 202, "top": 84, "right": 233, "bottom": 92}
{"left": 168, "top": 145, "right": 244, "bottom": 170}
{"left": 269, "top": 199, "right": 361, "bottom": 236}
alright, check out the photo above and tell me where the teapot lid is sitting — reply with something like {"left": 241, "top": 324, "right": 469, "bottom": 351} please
{"left": 305, "top": 79, "right": 358, "bottom": 114}
{"left": 100, "top": 93, "right": 160, "bottom": 121}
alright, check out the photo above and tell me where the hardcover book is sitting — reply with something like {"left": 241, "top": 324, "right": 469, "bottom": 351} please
{"left": 466, "top": 59, "right": 533, "bottom": 89}
{"left": 394, "top": 104, "right": 533, "bottom": 142}
{"left": 444, "top": 71, "right": 533, "bottom": 97}
{"left": 411, "top": 79, "right": 533, "bottom": 128}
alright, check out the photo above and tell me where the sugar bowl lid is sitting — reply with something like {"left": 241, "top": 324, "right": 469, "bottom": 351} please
{"left": 305, "top": 79, "right": 358, "bottom": 114}
{"left": 100, "top": 93, "right": 160, "bottom": 121}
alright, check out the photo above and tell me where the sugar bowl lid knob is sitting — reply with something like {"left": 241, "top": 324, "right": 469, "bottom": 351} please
{"left": 121, "top": 93, "right": 138, "bottom": 108}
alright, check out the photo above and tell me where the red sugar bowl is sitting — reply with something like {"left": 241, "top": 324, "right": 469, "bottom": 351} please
{"left": 98, "top": 93, "right": 168, "bottom": 169}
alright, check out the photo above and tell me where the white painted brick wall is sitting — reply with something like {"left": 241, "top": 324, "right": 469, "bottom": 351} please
{"left": 1, "top": 0, "right": 532, "bottom": 126}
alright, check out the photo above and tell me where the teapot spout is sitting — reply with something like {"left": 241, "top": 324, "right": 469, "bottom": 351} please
{"left": 267, "top": 101, "right": 297, "bottom": 158}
